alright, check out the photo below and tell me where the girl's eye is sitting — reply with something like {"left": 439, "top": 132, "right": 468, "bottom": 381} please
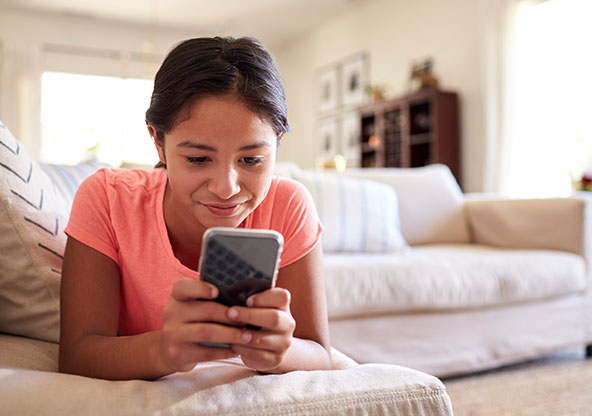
{"left": 186, "top": 156, "right": 210, "bottom": 165}
{"left": 241, "top": 157, "right": 264, "bottom": 166}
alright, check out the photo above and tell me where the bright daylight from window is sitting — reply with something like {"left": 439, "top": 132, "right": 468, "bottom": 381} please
{"left": 509, "top": 0, "right": 592, "bottom": 197}
{"left": 41, "top": 72, "right": 155, "bottom": 167}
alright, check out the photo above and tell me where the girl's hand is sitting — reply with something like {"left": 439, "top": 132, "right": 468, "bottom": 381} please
{"left": 226, "top": 288, "right": 296, "bottom": 372}
{"left": 159, "top": 278, "right": 254, "bottom": 373}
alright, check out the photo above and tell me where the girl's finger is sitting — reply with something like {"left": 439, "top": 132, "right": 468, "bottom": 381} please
{"left": 227, "top": 306, "right": 295, "bottom": 333}
{"left": 175, "top": 322, "right": 253, "bottom": 345}
{"left": 246, "top": 287, "right": 291, "bottom": 309}
{"left": 171, "top": 278, "right": 218, "bottom": 301}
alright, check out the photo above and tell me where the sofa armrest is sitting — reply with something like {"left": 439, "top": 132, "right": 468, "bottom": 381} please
{"left": 465, "top": 197, "right": 586, "bottom": 255}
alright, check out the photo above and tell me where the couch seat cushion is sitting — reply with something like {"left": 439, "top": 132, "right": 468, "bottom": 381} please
{"left": 324, "top": 244, "right": 587, "bottom": 318}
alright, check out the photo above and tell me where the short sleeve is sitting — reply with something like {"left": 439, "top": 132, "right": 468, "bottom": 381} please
{"left": 272, "top": 178, "right": 323, "bottom": 268}
{"left": 64, "top": 168, "right": 119, "bottom": 263}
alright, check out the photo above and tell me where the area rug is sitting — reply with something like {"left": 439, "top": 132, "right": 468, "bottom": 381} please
{"left": 443, "top": 349, "right": 592, "bottom": 416}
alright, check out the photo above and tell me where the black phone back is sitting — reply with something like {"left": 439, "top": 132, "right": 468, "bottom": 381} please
{"left": 199, "top": 228, "right": 282, "bottom": 307}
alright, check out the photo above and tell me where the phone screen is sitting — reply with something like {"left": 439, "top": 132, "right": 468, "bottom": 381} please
{"left": 199, "top": 229, "right": 282, "bottom": 307}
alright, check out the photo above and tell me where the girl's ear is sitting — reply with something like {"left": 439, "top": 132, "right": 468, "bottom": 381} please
{"left": 148, "top": 125, "right": 166, "bottom": 165}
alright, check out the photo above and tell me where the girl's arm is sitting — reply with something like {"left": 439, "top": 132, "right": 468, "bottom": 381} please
{"left": 59, "top": 237, "right": 246, "bottom": 380}
{"left": 228, "top": 243, "right": 332, "bottom": 373}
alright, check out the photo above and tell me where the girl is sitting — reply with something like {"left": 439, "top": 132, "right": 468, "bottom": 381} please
{"left": 59, "top": 37, "right": 331, "bottom": 380}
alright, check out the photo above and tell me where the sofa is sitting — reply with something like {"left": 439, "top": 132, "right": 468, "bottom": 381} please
{"left": 276, "top": 162, "right": 592, "bottom": 378}
{"left": 0, "top": 122, "right": 455, "bottom": 415}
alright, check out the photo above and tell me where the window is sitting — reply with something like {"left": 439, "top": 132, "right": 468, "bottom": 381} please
{"left": 500, "top": 0, "right": 592, "bottom": 197}
{"left": 41, "top": 72, "right": 155, "bottom": 167}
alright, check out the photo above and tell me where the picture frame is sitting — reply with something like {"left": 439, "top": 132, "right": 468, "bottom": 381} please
{"left": 317, "top": 117, "right": 340, "bottom": 159}
{"left": 340, "top": 113, "right": 361, "bottom": 166}
{"left": 341, "top": 53, "right": 368, "bottom": 108}
{"left": 316, "top": 65, "right": 340, "bottom": 113}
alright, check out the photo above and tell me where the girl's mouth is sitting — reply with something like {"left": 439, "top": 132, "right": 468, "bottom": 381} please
{"left": 203, "top": 203, "right": 242, "bottom": 217}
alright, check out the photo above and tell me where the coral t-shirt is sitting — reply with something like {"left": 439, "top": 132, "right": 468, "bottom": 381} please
{"left": 64, "top": 168, "right": 322, "bottom": 335}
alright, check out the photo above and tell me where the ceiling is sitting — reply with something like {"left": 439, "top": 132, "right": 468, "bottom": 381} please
{"left": 0, "top": 0, "right": 363, "bottom": 47}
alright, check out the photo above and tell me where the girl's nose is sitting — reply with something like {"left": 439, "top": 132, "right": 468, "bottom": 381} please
{"left": 207, "top": 166, "right": 241, "bottom": 200}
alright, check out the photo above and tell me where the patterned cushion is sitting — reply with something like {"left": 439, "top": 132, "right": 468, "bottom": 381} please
{"left": 0, "top": 121, "right": 105, "bottom": 343}
{"left": 0, "top": 122, "right": 69, "bottom": 342}
{"left": 292, "top": 170, "right": 408, "bottom": 253}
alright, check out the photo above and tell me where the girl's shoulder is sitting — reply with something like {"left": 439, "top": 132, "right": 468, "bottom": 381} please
{"left": 267, "top": 175, "right": 316, "bottom": 210}
{"left": 272, "top": 175, "right": 309, "bottom": 196}
{"left": 84, "top": 167, "right": 167, "bottom": 193}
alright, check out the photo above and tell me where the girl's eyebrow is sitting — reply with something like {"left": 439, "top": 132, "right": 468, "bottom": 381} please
{"left": 176, "top": 141, "right": 272, "bottom": 151}
{"left": 239, "top": 142, "right": 272, "bottom": 151}
{"left": 177, "top": 141, "right": 216, "bottom": 151}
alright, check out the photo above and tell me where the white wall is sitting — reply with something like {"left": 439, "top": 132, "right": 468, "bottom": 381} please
{"left": 273, "top": 0, "right": 487, "bottom": 192}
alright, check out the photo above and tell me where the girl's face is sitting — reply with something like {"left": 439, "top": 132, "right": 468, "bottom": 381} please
{"left": 151, "top": 94, "right": 279, "bottom": 235}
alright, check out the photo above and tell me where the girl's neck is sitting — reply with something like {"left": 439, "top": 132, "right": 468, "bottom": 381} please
{"left": 163, "top": 183, "right": 204, "bottom": 271}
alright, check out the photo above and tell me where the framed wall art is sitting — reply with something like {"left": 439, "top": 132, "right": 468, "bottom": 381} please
{"left": 316, "top": 117, "right": 340, "bottom": 159}
{"left": 341, "top": 53, "right": 368, "bottom": 108}
{"left": 314, "top": 52, "right": 370, "bottom": 167}
{"left": 316, "top": 65, "right": 340, "bottom": 114}
{"left": 340, "top": 112, "right": 361, "bottom": 166}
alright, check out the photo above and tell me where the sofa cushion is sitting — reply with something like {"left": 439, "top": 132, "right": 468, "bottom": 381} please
{"left": 0, "top": 122, "right": 72, "bottom": 343}
{"left": 342, "top": 164, "right": 470, "bottom": 245}
{"left": 0, "top": 333, "right": 59, "bottom": 372}
{"left": 0, "top": 335, "right": 453, "bottom": 416}
{"left": 292, "top": 169, "right": 408, "bottom": 253}
{"left": 323, "top": 244, "right": 587, "bottom": 318}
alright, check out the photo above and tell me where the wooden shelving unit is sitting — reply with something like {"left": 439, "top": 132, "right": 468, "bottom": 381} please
{"left": 358, "top": 87, "right": 461, "bottom": 185}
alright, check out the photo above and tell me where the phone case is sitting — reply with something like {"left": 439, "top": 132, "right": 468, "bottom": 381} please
{"left": 198, "top": 227, "right": 284, "bottom": 307}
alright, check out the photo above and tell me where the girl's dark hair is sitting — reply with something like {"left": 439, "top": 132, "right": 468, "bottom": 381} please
{"left": 146, "top": 36, "right": 289, "bottom": 160}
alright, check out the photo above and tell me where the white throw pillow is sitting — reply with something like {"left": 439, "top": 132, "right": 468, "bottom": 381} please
{"left": 342, "top": 164, "right": 470, "bottom": 245}
{"left": 293, "top": 170, "right": 408, "bottom": 253}
{"left": 0, "top": 122, "right": 71, "bottom": 342}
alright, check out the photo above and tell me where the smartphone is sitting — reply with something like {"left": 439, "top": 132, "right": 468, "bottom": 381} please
{"left": 198, "top": 227, "right": 284, "bottom": 308}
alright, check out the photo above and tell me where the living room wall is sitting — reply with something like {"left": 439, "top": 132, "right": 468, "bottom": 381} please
{"left": 273, "top": 0, "right": 487, "bottom": 192}
{"left": 1, "top": 1, "right": 490, "bottom": 192}
{"left": 0, "top": 7, "right": 195, "bottom": 157}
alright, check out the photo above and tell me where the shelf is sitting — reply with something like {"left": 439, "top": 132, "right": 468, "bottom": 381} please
{"left": 356, "top": 88, "right": 460, "bottom": 186}
{"left": 361, "top": 143, "right": 378, "bottom": 153}
{"left": 410, "top": 133, "right": 431, "bottom": 145}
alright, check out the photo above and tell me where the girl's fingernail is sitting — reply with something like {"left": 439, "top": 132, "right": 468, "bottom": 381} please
{"left": 246, "top": 297, "right": 254, "bottom": 307}
{"left": 242, "top": 331, "right": 252, "bottom": 343}
{"left": 228, "top": 308, "right": 238, "bottom": 320}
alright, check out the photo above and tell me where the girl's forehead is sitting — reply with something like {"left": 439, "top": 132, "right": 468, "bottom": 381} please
{"left": 170, "top": 96, "right": 276, "bottom": 140}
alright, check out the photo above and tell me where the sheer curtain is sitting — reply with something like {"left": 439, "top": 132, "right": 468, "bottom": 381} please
{"left": 486, "top": 0, "right": 592, "bottom": 197}
{"left": 0, "top": 44, "right": 43, "bottom": 158}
